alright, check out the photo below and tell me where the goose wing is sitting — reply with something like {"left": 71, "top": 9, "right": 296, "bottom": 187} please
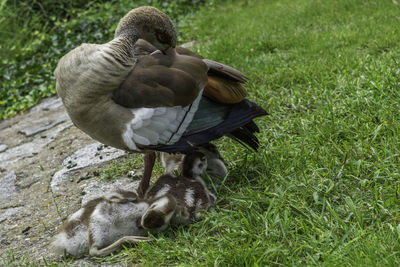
{"left": 176, "top": 46, "right": 248, "bottom": 104}
{"left": 121, "top": 40, "right": 249, "bottom": 106}
{"left": 114, "top": 40, "right": 264, "bottom": 152}
{"left": 149, "top": 98, "right": 268, "bottom": 153}
{"left": 112, "top": 40, "right": 208, "bottom": 109}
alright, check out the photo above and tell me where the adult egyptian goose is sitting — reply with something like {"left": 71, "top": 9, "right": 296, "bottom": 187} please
{"left": 54, "top": 6, "right": 267, "bottom": 196}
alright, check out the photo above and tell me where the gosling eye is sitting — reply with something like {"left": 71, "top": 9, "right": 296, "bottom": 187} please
{"left": 128, "top": 197, "right": 137, "bottom": 203}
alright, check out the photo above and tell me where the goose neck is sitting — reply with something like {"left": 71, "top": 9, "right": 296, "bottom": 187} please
{"left": 118, "top": 28, "right": 140, "bottom": 47}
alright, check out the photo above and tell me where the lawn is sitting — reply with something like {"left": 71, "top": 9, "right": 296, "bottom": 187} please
{"left": 4, "top": 0, "right": 400, "bottom": 265}
{"left": 116, "top": 0, "right": 400, "bottom": 265}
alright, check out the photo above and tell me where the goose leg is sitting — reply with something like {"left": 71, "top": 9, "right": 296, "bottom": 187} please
{"left": 137, "top": 152, "right": 156, "bottom": 196}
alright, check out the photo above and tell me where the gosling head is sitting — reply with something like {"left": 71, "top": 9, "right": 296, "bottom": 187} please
{"left": 141, "top": 195, "right": 176, "bottom": 230}
{"left": 115, "top": 6, "right": 177, "bottom": 52}
{"left": 198, "top": 143, "right": 228, "bottom": 166}
{"left": 182, "top": 151, "right": 208, "bottom": 179}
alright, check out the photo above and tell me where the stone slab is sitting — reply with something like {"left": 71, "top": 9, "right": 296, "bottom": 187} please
{"left": 19, "top": 114, "right": 69, "bottom": 137}
{"left": 29, "top": 97, "right": 63, "bottom": 113}
{"left": 0, "top": 144, "right": 7, "bottom": 153}
{"left": 0, "top": 171, "right": 17, "bottom": 200}
{"left": 0, "top": 207, "right": 22, "bottom": 223}
{"left": 51, "top": 142, "right": 126, "bottom": 191}
{"left": 0, "top": 123, "right": 73, "bottom": 169}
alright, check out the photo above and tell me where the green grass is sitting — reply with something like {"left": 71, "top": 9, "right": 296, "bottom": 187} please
{"left": 94, "top": 0, "right": 400, "bottom": 265}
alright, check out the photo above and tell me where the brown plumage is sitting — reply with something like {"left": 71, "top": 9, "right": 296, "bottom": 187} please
{"left": 113, "top": 47, "right": 207, "bottom": 108}
{"left": 175, "top": 46, "right": 248, "bottom": 104}
{"left": 112, "top": 39, "right": 246, "bottom": 109}
{"left": 204, "top": 75, "right": 247, "bottom": 103}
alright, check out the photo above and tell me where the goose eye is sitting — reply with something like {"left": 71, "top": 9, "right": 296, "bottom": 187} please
{"left": 155, "top": 30, "right": 170, "bottom": 44}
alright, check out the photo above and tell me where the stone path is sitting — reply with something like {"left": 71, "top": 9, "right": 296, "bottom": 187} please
{"left": 0, "top": 97, "right": 142, "bottom": 264}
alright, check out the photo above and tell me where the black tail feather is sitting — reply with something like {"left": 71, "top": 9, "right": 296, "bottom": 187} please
{"left": 228, "top": 122, "right": 260, "bottom": 151}
{"left": 225, "top": 132, "right": 250, "bottom": 150}
{"left": 245, "top": 120, "right": 261, "bottom": 133}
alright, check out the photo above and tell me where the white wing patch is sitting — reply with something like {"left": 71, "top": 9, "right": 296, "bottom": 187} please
{"left": 122, "top": 90, "right": 203, "bottom": 150}
{"left": 154, "top": 184, "right": 171, "bottom": 199}
{"left": 184, "top": 188, "right": 195, "bottom": 207}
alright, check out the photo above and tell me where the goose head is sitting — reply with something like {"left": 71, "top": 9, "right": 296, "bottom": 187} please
{"left": 115, "top": 6, "right": 177, "bottom": 53}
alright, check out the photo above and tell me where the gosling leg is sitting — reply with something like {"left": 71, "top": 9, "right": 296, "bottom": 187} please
{"left": 89, "top": 236, "right": 152, "bottom": 257}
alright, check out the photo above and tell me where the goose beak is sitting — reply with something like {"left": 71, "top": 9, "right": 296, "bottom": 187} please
{"left": 162, "top": 47, "right": 176, "bottom": 56}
